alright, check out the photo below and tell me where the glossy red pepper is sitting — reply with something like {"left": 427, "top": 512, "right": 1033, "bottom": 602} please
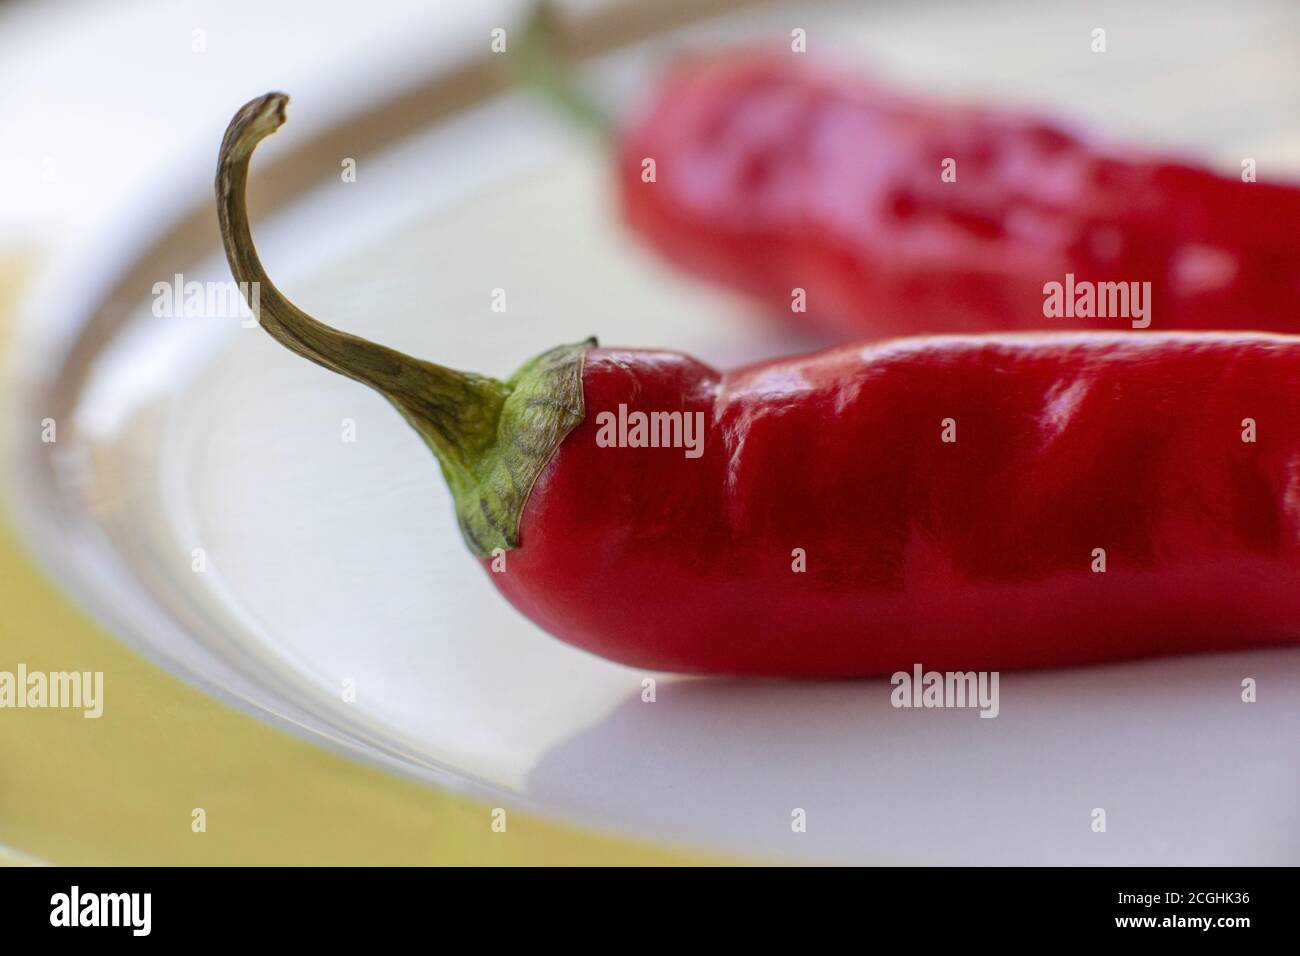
{"left": 219, "top": 95, "right": 1300, "bottom": 678}
{"left": 496, "top": 335, "right": 1300, "bottom": 675}
{"left": 617, "top": 52, "right": 1300, "bottom": 338}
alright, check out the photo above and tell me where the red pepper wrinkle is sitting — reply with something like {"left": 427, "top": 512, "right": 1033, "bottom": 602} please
{"left": 489, "top": 335, "right": 1300, "bottom": 676}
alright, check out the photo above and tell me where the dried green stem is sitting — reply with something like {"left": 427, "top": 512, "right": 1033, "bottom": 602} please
{"left": 215, "top": 92, "right": 592, "bottom": 556}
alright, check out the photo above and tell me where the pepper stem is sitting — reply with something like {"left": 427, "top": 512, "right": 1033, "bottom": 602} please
{"left": 508, "top": 2, "right": 614, "bottom": 137}
{"left": 215, "top": 93, "right": 592, "bottom": 556}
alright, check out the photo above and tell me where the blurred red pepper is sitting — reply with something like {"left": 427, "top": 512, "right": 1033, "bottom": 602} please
{"left": 617, "top": 52, "right": 1300, "bottom": 338}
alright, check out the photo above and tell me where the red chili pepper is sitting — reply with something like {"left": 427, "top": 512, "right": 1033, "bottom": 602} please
{"left": 219, "top": 95, "right": 1300, "bottom": 677}
{"left": 615, "top": 52, "right": 1300, "bottom": 338}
